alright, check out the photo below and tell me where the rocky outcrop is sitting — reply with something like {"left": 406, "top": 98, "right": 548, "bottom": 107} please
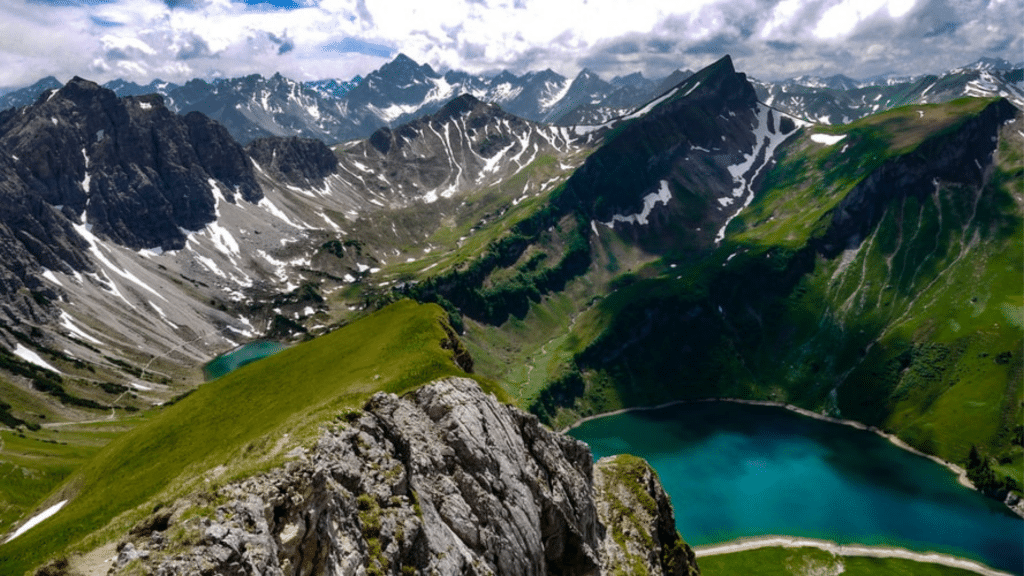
{"left": 594, "top": 455, "right": 699, "bottom": 576}
{"left": 108, "top": 378, "right": 699, "bottom": 576}
{"left": 246, "top": 136, "right": 340, "bottom": 188}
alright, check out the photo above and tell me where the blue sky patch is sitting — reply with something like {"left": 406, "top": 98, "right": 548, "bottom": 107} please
{"left": 321, "top": 37, "right": 394, "bottom": 59}
{"left": 29, "top": 0, "right": 114, "bottom": 6}
{"left": 236, "top": 0, "right": 305, "bottom": 9}
{"left": 90, "top": 15, "right": 122, "bottom": 27}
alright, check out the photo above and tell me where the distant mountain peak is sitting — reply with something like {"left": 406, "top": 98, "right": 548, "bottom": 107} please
{"left": 53, "top": 76, "right": 116, "bottom": 107}
{"left": 435, "top": 92, "right": 492, "bottom": 120}
{"left": 380, "top": 53, "right": 439, "bottom": 79}
{"left": 958, "top": 57, "right": 1017, "bottom": 72}
{"left": 391, "top": 52, "right": 417, "bottom": 65}
{"left": 492, "top": 70, "right": 517, "bottom": 83}
{"left": 611, "top": 72, "right": 647, "bottom": 87}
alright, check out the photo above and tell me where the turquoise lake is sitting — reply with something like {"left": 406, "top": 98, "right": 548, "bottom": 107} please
{"left": 202, "top": 341, "right": 288, "bottom": 380}
{"left": 568, "top": 401, "right": 1024, "bottom": 575}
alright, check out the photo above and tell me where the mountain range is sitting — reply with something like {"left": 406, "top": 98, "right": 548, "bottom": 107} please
{"left": 0, "top": 53, "right": 1020, "bottom": 575}
{"left": 3, "top": 55, "right": 1019, "bottom": 147}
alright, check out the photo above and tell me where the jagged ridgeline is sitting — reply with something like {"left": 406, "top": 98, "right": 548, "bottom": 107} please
{"left": 402, "top": 57, "right": 1023, "bottom": 499}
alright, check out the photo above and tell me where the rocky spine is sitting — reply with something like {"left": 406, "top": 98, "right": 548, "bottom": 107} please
{"left": 107, "top": 378, "right": 698, "bottom": 576}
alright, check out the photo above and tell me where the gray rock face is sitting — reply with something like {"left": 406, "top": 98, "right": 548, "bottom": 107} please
{"left": 110, "top": 378, "right": 699, "bottom": 576}
{"left": 338, "top": 94, "right": 582, "bottom": 206}
{"left": 0, "top": 77, "right": 261, "bottom": 253}
{"left": 0, "top": 76, "right": 269, "bottom": 333}
{"left": 246, "top": 136, "right": 340, "bottom": 188}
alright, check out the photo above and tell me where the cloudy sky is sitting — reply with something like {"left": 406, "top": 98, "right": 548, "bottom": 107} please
{"left": 0, "top": 0, "right": 1020, "bottom": 89}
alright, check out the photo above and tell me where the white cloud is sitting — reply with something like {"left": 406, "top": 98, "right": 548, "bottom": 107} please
{"left": 814, "top": 0, "right": 885, "bottom": 38}
{"left": 0, "top": 0, "right": 1018, "bottom": 89}
{"left": 102, "top": 35, "right": 157, "bottom": 56}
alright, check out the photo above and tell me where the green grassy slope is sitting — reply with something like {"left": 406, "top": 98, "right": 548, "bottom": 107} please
{"left": 0, "top": 418, "right": 138, "bottom": 538}
{"left": 0, "top": 300, "right": 486, "bottom": 575}
{"left": 698, "top": 546, "right": 985, "bottom": 576}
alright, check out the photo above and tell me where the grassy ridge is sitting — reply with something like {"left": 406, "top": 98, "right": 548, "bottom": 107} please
{"left": 0, "top": 300, "right": 487, "bottom": 575}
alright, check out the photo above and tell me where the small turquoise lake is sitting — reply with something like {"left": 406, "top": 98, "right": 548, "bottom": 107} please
{"left": 568, "top": 401, "right": 1023, "bottom": 575}
{"left": 203, "top": 341, "right": 288, "bottom": 380}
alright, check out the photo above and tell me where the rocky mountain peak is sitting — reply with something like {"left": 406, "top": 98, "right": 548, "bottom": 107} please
{"left": 0, "top": 77, "right": 261, "bottom": 251}
{"left": 491, "top": 70, "right": 519, "bottom": 85}
{"left": 379, "top": 52, "right": 439, "bottom": 81}
{"left": 436, "top": 92, "right": 492, "bottom": 120}
{"left": 531, "top": 68, "right": 564, "bottom": 82}
{"left": 9, "top": 77, "right": 62, "bottom": 108}
{"left": 52, "top": 76, "right": 118, "bottom": 109}
{"left": 612, "top": 72, "right": 649, "bottom": 88}
{"left": 673, "top": 54, "right": 754, "bottom": 108}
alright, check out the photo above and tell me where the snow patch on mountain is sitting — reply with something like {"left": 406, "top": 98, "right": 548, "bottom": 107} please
{"left": 716, "top": 105, "right": 803, "bottom": 243}
{"left": 624, "top": 85, "right": 683, "bottom": 121}
{"left": 539, "top": 78, "right": 573, "bottom": 112}
{"left": 60, "top": 311, "right": 103, "bottom": 345}
{"left": 602, "top": 180, "right": 673, "bottom": 228}
{"left": 4, "top": 500, "right": 67, "bottom": 543}
{"left": 258, "top": 197, "right": 305, "bottom": 229}
{"left": 41, "top": 269, "right": 62, "bottom": 286}
{"left": 810, "top": 133, "right": 846, "bottom": 145}
{"left": 13, "top": 344, "right": 60, "bottom": 373}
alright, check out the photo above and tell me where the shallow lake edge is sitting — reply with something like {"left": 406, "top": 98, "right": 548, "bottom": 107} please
{"left": 692, "top": 535, "right": 1016, "bottom": 576}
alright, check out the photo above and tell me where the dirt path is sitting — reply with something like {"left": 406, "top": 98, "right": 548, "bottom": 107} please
{"left": 139, "top": 330, "right": 217, "bottom": 381}
{"left": 693, "top": 536, "right": 1014, "bottom": 576}
{"left": 520, "top": 307, "right": 585, "bottom": 402}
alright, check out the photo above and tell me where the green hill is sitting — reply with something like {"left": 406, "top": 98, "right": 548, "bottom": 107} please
{"left": 0, "top": 300, "right": 489, "bottom": 575}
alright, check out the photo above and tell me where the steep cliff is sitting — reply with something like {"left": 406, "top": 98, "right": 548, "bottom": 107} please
{"left": 102, "top": 378, "right": 698, "bottom": 576}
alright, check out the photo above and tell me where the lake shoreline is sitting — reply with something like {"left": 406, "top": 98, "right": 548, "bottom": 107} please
{"left": 561, "top": 397, "right": 1024, "bottom": 519}
{"left": 692, "top": 535, "right": 1016, "bottom": 576}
